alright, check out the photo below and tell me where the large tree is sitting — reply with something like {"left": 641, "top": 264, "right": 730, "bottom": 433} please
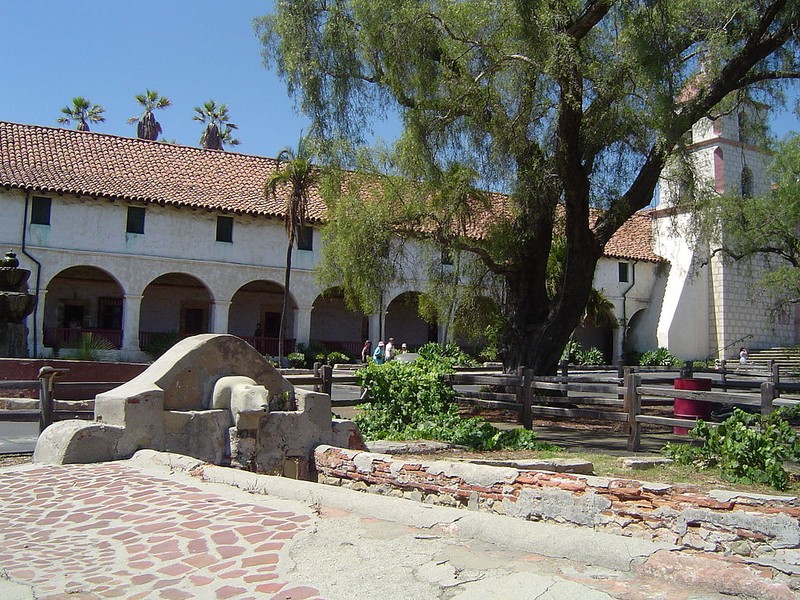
{"left": 193, "top": 100, "right": 240, "bottom": 150}
{"left": 257, "top": 0, "right": 800, "bottom": 373}
{"left": 264, "top": 134, "right": 317, "bottom": 364}
{"left": 57, "top": 96, "right": 105, "bottom": 131}
{"left": 129, "top": 89, "right": 171, "bottom": 140}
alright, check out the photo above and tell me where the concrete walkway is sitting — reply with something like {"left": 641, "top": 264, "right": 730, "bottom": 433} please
{"left": 0, "top": 451, "right": 794, "bottom": 600}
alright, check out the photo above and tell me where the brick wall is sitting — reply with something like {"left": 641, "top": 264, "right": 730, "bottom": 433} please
{"left": 315, "top": 445, "right": 800, "bottom": 563}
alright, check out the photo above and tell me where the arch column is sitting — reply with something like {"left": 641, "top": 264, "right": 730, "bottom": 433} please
{"left": 121, "top": 294, "right": 143, "bottom": 351}
{"left": 30, "top": 288, "right": 47, "bottom": 356}
{"left": 294, "top": 304, "right": 313, "bottom": 347}
{"left": 211, "top": 300, "right": 232, "bottom": 334}
{"left": 368, "top": 313, "right": 382, "bottom": 344}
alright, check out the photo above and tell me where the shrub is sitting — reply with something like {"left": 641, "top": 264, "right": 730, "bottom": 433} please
{"left": 576, "top": 347, "right": 605, "bottom": 366}
{"left": 287, "top": 352, "right": 306, "bottom": 368}
{"left": 638, "top": 347, "right": 682, "bottom": 367}
{"left": 664, "top": 406, "right": 800, "bottom": 490}
{"left": 326, "top": 351, "right": 350, "bottom": 366}
{"left": 478, "top": 344, "right": 500, "bottom": 363}
{"left": 417, "top": 342, "right": 476, "bottom": 368}
{"left": 560, "top": 339, "right": 581, "bottom": 364}
{"left": 355, "top": 348, "right": 558, "bottom": 452}
{"left": 144, "top": 331, "right": 181, "bottom": 359}
{"left": 62, "top": 332, "right": 115, "bottom": 361}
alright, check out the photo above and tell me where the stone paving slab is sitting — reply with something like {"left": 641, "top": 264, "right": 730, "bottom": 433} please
{"left": 0, "top": 461, "right": 321, "bottom": 599}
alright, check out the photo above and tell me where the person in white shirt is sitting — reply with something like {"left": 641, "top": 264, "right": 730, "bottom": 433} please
{"left": 385, "top": 338, "right": 394, "bottom": 361}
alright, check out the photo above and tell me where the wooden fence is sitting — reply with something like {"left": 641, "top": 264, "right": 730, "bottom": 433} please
{"left": 3, "top": 360, "right": 796, "bottom": 452}
{"left": 449, "top": 361, "right": 800, "bottom": 451}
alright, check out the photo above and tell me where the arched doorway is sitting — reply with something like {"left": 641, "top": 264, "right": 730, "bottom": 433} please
{"left": 385, "top": 291, "right": 437, "bottom": 351}
{"left": 229, "top": 280, "right": 296, "bottom": 356}
{"left": 140, "top": 273, "right": 212, "bottom": 351}
{"left": 43, "top": 266, "right": 125, "bottom": 349}
{"left": 310, "top": 288, "right": 368, "bottom": 358}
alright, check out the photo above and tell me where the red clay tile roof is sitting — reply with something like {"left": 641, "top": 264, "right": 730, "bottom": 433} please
{"left": 602, "top": 212, "right": 663, "bottom": 262}
{"left": 0, "top": 121, "right": 663, "bottom": 262}
{"left": 0, "top": 121, "right": 327, "bottom": 222}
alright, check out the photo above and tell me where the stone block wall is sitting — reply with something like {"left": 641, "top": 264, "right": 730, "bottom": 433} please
{"left": 315, "top": 446, "right": 800, "bottom": 565}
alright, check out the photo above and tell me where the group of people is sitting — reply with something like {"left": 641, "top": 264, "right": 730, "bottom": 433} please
{"left": 360, "top": 338, "right": 408, "bottom": 364}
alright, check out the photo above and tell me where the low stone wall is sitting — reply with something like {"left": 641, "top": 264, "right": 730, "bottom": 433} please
{"left": 315, "top": 446, "right": 800, "bottom": 566}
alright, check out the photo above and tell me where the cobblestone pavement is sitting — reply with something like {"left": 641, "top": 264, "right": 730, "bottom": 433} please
{"left": 0, "top": 462, "right": 320, "bottom": 599}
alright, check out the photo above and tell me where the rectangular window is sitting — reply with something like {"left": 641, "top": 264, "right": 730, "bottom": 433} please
{"left": 297, "top": 225, "right": 313, "bottom": 251}
{"left": 31, "top": 196, "right": 51, "bottom": 225}
{"left": 126, "top": 206, "right": 146, "bottom": 234}
{"left": 618, "top": 262, "right": 629, "bottom": 283}
{"left": 216, "top": 216, "right": 233, "bottom": 243}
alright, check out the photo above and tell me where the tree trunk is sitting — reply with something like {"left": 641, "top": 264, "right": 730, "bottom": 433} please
{"left": 279, "top": 240, "right": 294, "bottom": 364}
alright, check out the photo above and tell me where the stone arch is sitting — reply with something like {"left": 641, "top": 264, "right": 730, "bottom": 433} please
{"left": 140, "top": 273, "right": 213, "bottom": 350}
{"left": 229, "top": 280, "right": 297, "bottom": 355}
{"left": 385, "top": 291, "right": 437, "bottom": 350}
{"left": 43, "top": 265, "right": 126, "bottom": 349}
{"left": 310, "top": 287, "right": 368, "bottom": 358}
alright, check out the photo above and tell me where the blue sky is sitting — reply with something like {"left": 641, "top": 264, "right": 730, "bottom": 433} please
{"left": 1, "top": 1, "right": 797, "bottom": 159}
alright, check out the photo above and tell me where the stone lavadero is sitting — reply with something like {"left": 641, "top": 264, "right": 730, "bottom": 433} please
{"left": 33, "top": 334, "right": 364, "bottom": 476}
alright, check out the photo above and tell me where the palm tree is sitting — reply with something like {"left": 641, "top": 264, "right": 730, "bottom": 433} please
{"left": 192, "top": 100, "right": 240, "bottom": 150}
{"left": 264, "top": 134, "right": 317, "bottom": 363}
{"left": 57, "top": 97, "right": 105, "bottom": 131}
{"left": 128, "top": 89, "right": 171, "bottom": 140}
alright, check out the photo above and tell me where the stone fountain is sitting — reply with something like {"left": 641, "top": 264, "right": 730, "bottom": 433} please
{"left": 0, "top": 251, "right": 37, "bottom": 357}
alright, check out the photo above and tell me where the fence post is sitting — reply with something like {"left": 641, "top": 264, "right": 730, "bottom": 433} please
{"left": 321, "top": 365, "right": 333, "bottom": 399}
{"left": 771, "top": 362, "right": 780, "bottom": 385}
{"left": 560, "top": 360, "right": 568, "bottom": 379}
{"left": 616, "top": 360, "right": 624, "bottom": 380}
{"left": 720, "top": 359, "right": 727, "bottom": 392}
{"left": 680, "top": 360, "right": 693, "bottom": 379}
{"left": 37, "top": 366, "right": 68, "bottom": 433}
{"left": 313, "top": 362, "right": 322, "bottom": 392}
{"left": 625, "top": 373, "right": 641, "bottom": 452}
{"left": 522, "top": 368, "right": 533, "bottom": 431}
{"left": 760, "top": 381, "right": 775, "bottom": 416}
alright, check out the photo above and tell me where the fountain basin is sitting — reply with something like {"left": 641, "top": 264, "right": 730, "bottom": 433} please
{"left": 0, "top": 292, "right": 37, "bottom": 324}
{"left": 0, "top": 267, "right": 30, "bottom": 291}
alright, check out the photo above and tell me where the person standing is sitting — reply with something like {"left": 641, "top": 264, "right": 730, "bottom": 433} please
{"left": 361, "top": 340, "right": 372, "bottom": 363}
{"left": 373, "top": 341, "right": 385, "bottom": 365}
{"left": 739, "top": 347, "right": 749, "bottom": 364}
{"left": 385, "top": 338, "right": 394, "bottom": 361}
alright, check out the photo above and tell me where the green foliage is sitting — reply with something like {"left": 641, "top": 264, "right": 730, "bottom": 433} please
{"left": 576, "top": 347, "right": 605, "bottom": 366}
{"left": 192, "top": 99, "right": 239, "bottom": 150}
{"left": 417, "top": 342, "right": 476, "bottom": 368}
{"left": 57, "top": 96, "right": 105, "bottom": 131}
{"left": 296, "top": 341, "right": 329, "bottom": 367}
{"left": 326, "top": 351, "right": 350, "bottom": 366}
{"left": 355, "top": 348, "right": 557, "bottom": 451}
{"left": 664, "top": 407, "right": 800, "bottom": 491}
{"left": 638, "top": 347, "right": 682, "bottom": 367}
{"left": 62, "top": 333, "right": 115, "bottom": 361}
{"left": 144, "top": 331, "right": 182, "bottom": 359}
{"left": 560, "top": 340, "right": 581, "bottom": 364}
{"left": 287, "top": 352, "right": 307, "bottom": 368}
